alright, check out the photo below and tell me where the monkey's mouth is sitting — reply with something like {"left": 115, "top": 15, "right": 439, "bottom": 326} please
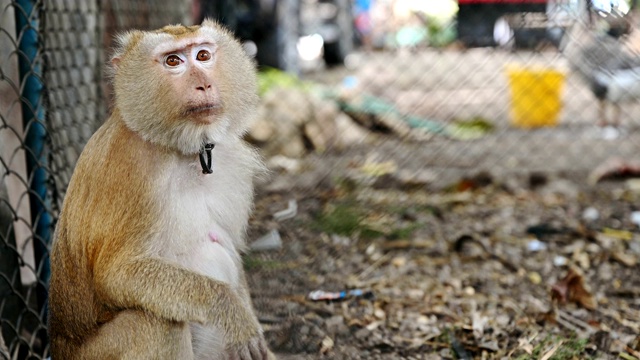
{"left": 183, "top": 103, "right": 223, "bottom": 120}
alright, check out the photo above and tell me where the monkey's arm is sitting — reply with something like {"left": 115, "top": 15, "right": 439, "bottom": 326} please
{"left": 94, "top": 256, "right": 259, "bottom": 333}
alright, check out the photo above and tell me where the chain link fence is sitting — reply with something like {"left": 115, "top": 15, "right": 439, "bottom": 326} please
{"left": 1, "top": 0, "right": 640, "bottom": 358}
{"left": 1, "top": 1, "right": 188, "bottom": 358}
{"left": 305, "top": 0, "right": 640, "bottom": 182}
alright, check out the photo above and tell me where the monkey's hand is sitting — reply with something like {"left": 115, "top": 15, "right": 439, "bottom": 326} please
{"left": 216, "top": 293, "right": 269, "bottom": 360}
{"left": 224, "top": 331, "right": 269, "bottom": 360}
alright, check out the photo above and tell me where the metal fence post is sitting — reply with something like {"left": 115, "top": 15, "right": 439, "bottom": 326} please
{"left": 14, "top": 0, "right": 52, "bottom": 317}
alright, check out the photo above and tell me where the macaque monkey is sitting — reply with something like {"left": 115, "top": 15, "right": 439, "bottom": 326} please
{"left": 48, "top": 20, "right": 275, "bottom": 360}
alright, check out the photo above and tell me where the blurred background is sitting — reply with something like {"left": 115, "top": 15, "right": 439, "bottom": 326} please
{"left": 2, "top": 0, "right": 640, "bottom": 359}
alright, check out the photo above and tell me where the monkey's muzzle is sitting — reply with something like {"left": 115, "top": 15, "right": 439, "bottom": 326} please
{"left": 183, "top": 103, "right": 223, "bottom": 120}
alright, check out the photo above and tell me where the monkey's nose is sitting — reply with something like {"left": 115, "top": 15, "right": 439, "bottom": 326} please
{"left": 196, "top": 84, "right": 212, "bottom": 92}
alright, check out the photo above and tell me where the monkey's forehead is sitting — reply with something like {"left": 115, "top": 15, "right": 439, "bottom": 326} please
{"left": 148, "top": 35, "right": 217, "bottom": 57}
{"left": 136, "top": 24, "right": 225, "bottom": 56}
{"left": 157, "top": 24, "right": 202, "bottom": 36}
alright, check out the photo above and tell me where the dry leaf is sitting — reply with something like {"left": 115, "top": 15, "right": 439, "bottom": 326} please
{"left": 391, "top": 256, "right": 407, "bottom": 268}
{"left": 518, "top": 337, "right": 534, "bottom": 355}
{"left": 360, "top": 159, "right": 397, "bottom": 177}
{"left": 529, "top": 271, "right": 542, "bottom": 285}
{"left": 551, "top": 268, "right": 597, "bottom": 310}
{"left": 319, "top": 336, "right": 334, "bottom": 354}
{"left": 472, "top": 312, "right": 488, "bottom": 339}
{"left": 612, "top": 251, "right": 637, "bottom": 267}
{"left": 602, "top": 228, "right": 634, "bottom": 241}
{"left": 536, "top": 309, "right": 558, "bottom": 325}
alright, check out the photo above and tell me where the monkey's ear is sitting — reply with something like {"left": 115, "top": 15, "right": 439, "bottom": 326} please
{"left": 111, "top": 56, "right": 122, "bottom": 69}
{"left": 111, "top": 31, "right": 141, "bottom": 69}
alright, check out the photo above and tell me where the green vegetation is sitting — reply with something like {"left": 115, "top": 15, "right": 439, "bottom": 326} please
{"left": 243, "top": 255, "right": 283, "bottom": 271}
{"left": 514, "top": 334, "right": 590, "bottom": 360}
{"left": 257, "top": 67, "right": 308, "bottom": 96}
{"left": 387, "top": 222, "right": 421, "bottom": 240}
{"left": 313, "top": 199, "right": 422, "bottom": 242}
{"left": 314, "top": 202, "right": 364, "bottom": 237}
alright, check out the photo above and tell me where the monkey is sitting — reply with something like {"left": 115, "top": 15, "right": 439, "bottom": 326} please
{"left": 47, "top": 20, "right": 275, "bottom": 360}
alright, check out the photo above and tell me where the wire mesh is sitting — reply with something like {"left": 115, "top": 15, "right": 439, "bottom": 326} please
{"left": 1, "top": 1, "right": 190, "bottom": 358}
{"left": 1, "top": 0, "right": 640, "bottom": 358}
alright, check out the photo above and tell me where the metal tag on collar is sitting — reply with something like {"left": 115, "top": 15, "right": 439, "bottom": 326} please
{"left": 199, "top": 143, "right": 215, "bottom": 174}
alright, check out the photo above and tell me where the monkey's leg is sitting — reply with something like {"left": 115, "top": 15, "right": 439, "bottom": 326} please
{"left": 78, "top": 310, "right": 194, "bottom": 360}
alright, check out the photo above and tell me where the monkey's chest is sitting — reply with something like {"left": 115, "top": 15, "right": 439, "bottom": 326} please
{"left": 188, "top": 229, "right": 240, "bottom": 284}
{"left": 155, "top": 159, "right": 252, "bottom": 286}
{"left": 157, "top": 186, "right": 244, "bottom": 286}
{"left": 162, "top": 221, "right": 241, "bottom": 286}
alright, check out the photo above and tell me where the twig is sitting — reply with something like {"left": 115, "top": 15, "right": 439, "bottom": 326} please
{"left": 557, "top": 310, "right": 594, "bottom": 334}
{"left": 456, "top": 235, "right": 519, "bottom": 272}
{"left": 614, "top": 339, "right": 640, "bottom": 359}
{"left": 619, "top": 352, "right": 639, "bottom": 360}
{"left": 357, "top": 253, "right": 392, "bottom": 281}
{"left": 555, "top": 314, "right": 582, "bottom": 333}
{"left": 540, "top": 341, "right": 563, "bottom": 360}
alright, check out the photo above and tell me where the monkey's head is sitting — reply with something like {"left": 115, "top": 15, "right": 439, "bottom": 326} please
{"left": 110, "top": 20, "right": 258, "bottom": 154}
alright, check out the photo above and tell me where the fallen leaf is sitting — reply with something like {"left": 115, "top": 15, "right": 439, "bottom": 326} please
{"left": 536, "top": 310, "right": 558, "bottom": 325}
{"left": 551, "top": 268, "right": 597, "bottom": 310}
{"left": 602, "top": 228, "right": 634, "bottom": 241}
{"left": 619, "top": 352, "right": 640, "bottom": 360}
{"left": 365, "top": 320, "right": 382, "bottom": 331}
{"left": 360, "top": 159, "right": 397, "bottom": 177}
{"left": 472, "top": 312, "right": 488, "bottom": 339}
{"left": 572, "top": 250, "right": 591, "bottom": 270}
{"left": 628, "top": 179, "right": 640, "bottom": 193}
{"left": 447, "top": 117, "right": 495, "bottom": 140}
{"left": 391, "top": 256, "right": 407, "bottom": 268}
{"left": 528, "top": 271, "right": 542, "bottom": 285}
{"left": 455, "top": 179, "right": 477, "bottom": 192}
{"left": 319, "top": 336, "right": 334, "bottom": 354}
{"left": 612, "top": 251, "right": 638, "bottom": 267}
{"left": 517, "top": 334, "right": 537, "bottom": 355}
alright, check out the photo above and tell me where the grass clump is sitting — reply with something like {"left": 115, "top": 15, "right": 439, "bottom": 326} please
{"left": 314, "top": 202, "right": 364, "bottom": 237}
{"left": 515, "top": 334, "right": 590, "bottom": 360}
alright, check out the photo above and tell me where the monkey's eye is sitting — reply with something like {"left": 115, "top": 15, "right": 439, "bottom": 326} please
{"left": 164, "top": 54, "right": 182, "bottom": 67}
{"left": 196, "top": 50, "right": 212, "bottom": 62}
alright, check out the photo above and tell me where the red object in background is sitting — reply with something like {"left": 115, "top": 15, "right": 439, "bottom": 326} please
{"left": 458, "top": 0, "right": 547, "bottom": 4}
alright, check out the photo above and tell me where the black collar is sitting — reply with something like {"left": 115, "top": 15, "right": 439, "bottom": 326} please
{"left": 198, "top": 143, "right": 215, "bottom": 174}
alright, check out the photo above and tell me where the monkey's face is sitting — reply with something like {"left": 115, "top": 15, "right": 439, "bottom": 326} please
{"left": 159, "top": 41, "right": 223, "bottom": 125}
{"left": 111, "top": 21, "right": 258, "bottom": 154}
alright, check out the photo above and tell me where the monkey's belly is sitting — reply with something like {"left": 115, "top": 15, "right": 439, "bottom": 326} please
{"left": 191, "top": 323, "right": 225, "bottom": 359}
{"left": 186, "top": 241, "right": 240, "bottom": 285}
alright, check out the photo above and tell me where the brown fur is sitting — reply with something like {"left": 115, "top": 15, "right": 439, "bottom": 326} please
{"left": 48, "top": 21, "right": 273, "bottom": 359}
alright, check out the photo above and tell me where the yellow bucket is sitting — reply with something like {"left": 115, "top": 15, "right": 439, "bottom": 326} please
{"left": 506, "top": 66, "right": 565, "bottom": 128}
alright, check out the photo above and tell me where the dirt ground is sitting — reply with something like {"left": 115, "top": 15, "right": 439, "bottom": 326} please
{"left": 246, "top": 137, "right": 640, "bottom": 359}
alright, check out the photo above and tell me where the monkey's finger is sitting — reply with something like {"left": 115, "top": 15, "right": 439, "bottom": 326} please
{"left": 238, "top": 346, "right": 253, "bottom": 360}
{"left": 259, "top": 340, "right": 269, "bottom": 360}
{"left": 248, "top": 338, "right": 267, "bottom": 359}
